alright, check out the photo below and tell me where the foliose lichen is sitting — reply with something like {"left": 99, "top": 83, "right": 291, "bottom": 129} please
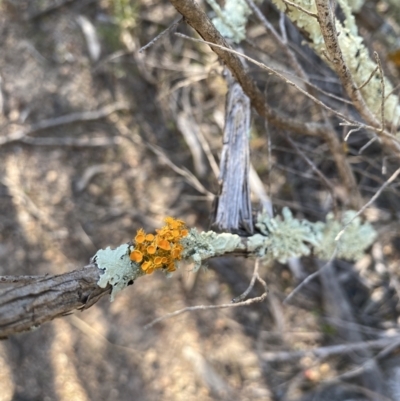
{"left": 271, "top": 0, "right": 400, "bottom": 127}
{"left": 181, "top": 228, "right": 244, "bottom": 271}
{"left": 254, "top": 207, "right": 322, "bottom": 263}
{"left": 95, "top": 244, "right": 143, "bottom": 302}
{"left": 206, "top": 0, "right": 252, "bottom": 43}
{"left": 314, "top": 211, "right": 377, "bottom": 260}
{"left": 252, "top": 207, "right": 376, "bottom": 263}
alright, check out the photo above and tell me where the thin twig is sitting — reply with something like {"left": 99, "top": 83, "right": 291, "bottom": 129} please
{"left": 261, "top": 335, "right": 400, "bottom": 362}
{"left": 139, "top": 17, "right": 183, "bottom": 53}
{"left": 0, "top": 102, "right": 130, "bottom": 146}
{"left": 359, "top": 136, "right": 378, "bottom": 154}
{"left": 175, "top": 33, "right": 360, "bottom": 128}
{"left": 279, "top": 12, "right": 288, "bottom": 43}
{"left": 147, "top": 142, "right": 215, "bottom": 199}
{"left": 168, "top": 0, "right": 330, "bottom": 137}
{"left": 19, "top": 136, "right": 121, "bottom": 147}
{"left": 322, "top": 337, "right": 400, "bottom": 384}
{"left": 281, "top": 0, "right": 319, "bottom": 19}
{"left": 245, "top": 0, "right": 307, "bottom": 79}
{"left": 336, "top": 166, "right": 400, "bottom": 241}
{"left": 315, "top": 0, "right": 400, "bottom": 154}
{"left": 356, "top": 65, "right": 379, "bottom": 90}
{"left": 144, "top": 271, "right": 267, "bottom": 329}
{"left": 344, "top": 125, "right": 362, "bottom": 141}
{"left": 283, "top": 252, "right": 337, "bottom": 305}
{"left": 283, "top": 132, "right": 337, "bottom": 210}
{"left": 232, "top": 259, "right": 260, "bottom": 303}
{"left": 68, "top": 315, "right": 142, "bottom": 358}
{"left": 374, "top": 51, "right": 386, "bottom": 132}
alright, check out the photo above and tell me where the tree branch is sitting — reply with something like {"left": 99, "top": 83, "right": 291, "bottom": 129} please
{"left": 168, "top": 0, "right": 328, "bottom": 137}
{"left": 0, "top": 264, "right": 110, "bottom": 338}
{"left": 314, "top": 0, "right": 400, "bottom": 153}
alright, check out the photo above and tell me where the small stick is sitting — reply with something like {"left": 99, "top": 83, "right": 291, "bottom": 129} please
{"left": 374, "top": 52, "right": 386, "bottom": 132}
{"left": 232, "top": 259, "right": 261, "bottom": 303}
{"left": 283, "top": 132, "right": 337, "bottom": 209}
{"left": 139, "top": 17, "right": 183, "bottom": 53}
{"left": 174, "top": 33, "right": 360, "bottom": 127}
{"left": 359, "top": 136, "right": 378, "bottom": 154}
{"left": 281, "top": 0, "right": 319, "bottom": 19}
{"left": 356, "top": 65, "right": 379, "bottom": 90}
{"left": 261, "top": 335, "right": 400, "bottom": 362}
{"left": 283, "top": 252, "right": 337, "bottom": 305}
{"left": 335, "top": 166, "right": 400, "bottom": 241}
{"left": 144, "top": 271, "right": 267, "bottom": 329}
{"left": 0, "top": 102, "right": 130, "bottom": 146}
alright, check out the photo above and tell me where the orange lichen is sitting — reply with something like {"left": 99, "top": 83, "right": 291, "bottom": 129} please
{"left": 130, "top": 217, "right": 189, "bottom": 275}
{"left": 145, "top": 234, "right": 155, "bottom": 242}
{"left": 130, "top": 250, "right": 143, "bottom": 263}
{"left": 158, "top": 239, "right": 171, "bottom": 251}
{"left": 135, "top": 229, "right": 146, "bottom": 244}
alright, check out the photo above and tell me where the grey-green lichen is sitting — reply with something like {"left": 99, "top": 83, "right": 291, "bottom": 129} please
{"left": 314, "top": 211, "right": 377, "bottom": 260}
{"left": 95, "top": 244, "right": 144, "bottom": 301}
{"left": 180, "top": 208, "right": 376, "bottom": 269}
{"left": 253, "top": 207, "right": 322, "bottom": 263}
{"left": 181, "top": 229, "right": 245, "bottom": 271}
{"left": 346, "top": 0, "right": 365, "bottom": 12}
{"left": 252, "top": 207, "right": 376, "bottom": 263}
{"left": 206, "top": 0, "right": 252, "bottom": 43}
{"left": 271, "top": 0, "right": 400, "bottom": 127}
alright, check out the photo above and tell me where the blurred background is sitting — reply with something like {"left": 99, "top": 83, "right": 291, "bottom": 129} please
{"left": 1, "top": 0, "right": 400, "bottom": 400}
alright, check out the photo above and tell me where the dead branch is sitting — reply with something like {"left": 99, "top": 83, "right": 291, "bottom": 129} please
{"left": 261, "top": 336, "right": 400, "bottom": 362}
{"left": 0, "top": 102, "right": 129, "bottom": 146}
{"left": 0, "top": 264, "right": 110, "bottom": 339}
{"left": 144, "top": 259, "right": 267, "bottom": 329}
{"left": 212, "top": 68, "right": 253, "bottom": 233}
{"left": 0, "top": 237, "right": 255, "bottom": 338}
{"left": 314, "top": 0, "right": 400, "bottom": 154}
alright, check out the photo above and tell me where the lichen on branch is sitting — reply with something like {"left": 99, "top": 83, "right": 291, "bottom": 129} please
{"left": 95, "top": 210, "right": 376, "bottom": 300}
{"left": 271, "top": 0, "right": 400, "bottom": 128}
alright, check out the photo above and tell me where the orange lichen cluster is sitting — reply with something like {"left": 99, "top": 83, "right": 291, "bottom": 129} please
{"left": 130, "top": 217, "right": 189, "bottom": 275}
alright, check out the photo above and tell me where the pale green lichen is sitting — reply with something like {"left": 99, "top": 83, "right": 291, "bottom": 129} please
{"left": 247, "top": 234, "right": 268, "bottom": 255}
{"left": 346, "top": 0, "right": 365, "bottom": 12}
{"left": 252, "top": 207, "right": 376, "bottom": 263}
{"left": 314, "top": 211, "right": 377, "bottom": 260}
{"left": 180, "top": 208, "right": 376, "bottom": 269}
{"left": 95, "top": 244, "right": 143, "bottom": 301}
{"left": 206, "top": 0, "right": 252, "bottom": 43}
{"left": 271, "top": 0, "right": 400, "bottom": 128}
{"left": 181, "top": 228, "right": 244, "bottom": 271}
{"left": 255, "top": 207, "right": 322, "bottom": 263}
